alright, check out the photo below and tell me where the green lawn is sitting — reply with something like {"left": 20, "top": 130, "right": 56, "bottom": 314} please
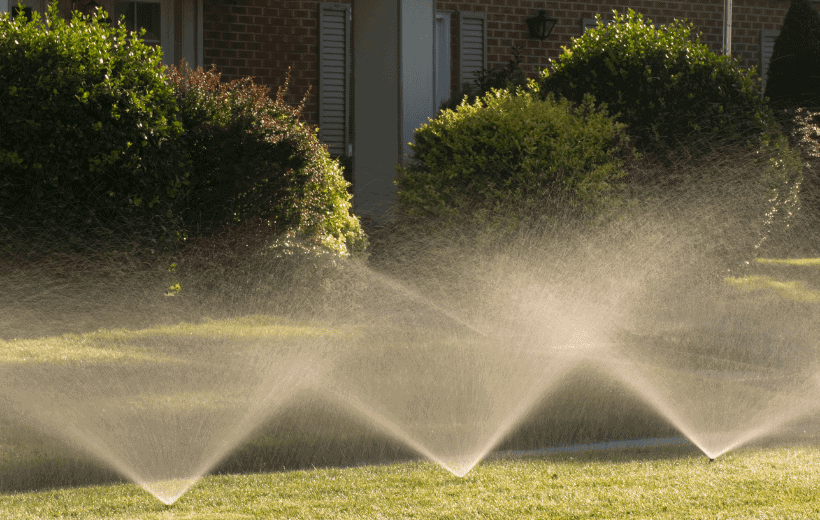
{"left": 0, "top": 445, "right": 819, "bottom": 519}
{"left": 724, "top": 257, "right": 820, "bottom": 302}
{"left": 0, "top": 258, "right": 818, "bottom": 518}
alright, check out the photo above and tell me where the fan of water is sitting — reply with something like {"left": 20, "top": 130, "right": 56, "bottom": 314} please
{"left": 0, "top": 325, "right": 332, "bottom": 504}
{"left": 0, "top": 147, "right": 818, "bottom": 505}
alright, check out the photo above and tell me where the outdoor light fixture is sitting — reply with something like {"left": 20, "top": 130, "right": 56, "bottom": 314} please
{"left": 526, "top": 10, "right": 558, "bottom": 41}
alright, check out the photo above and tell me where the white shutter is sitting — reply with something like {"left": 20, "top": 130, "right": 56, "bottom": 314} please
{"left": 760, "top": 29, "right": 779, "bottom": 93}
{"left": 318, "top": 2, "right": 351, "bottom": 157}
{"left": 458, "top": 11, "right": 486, "bottom": 92}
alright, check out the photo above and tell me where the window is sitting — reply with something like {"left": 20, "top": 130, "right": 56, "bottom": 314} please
{"left": 111, "top": 0, "right": 202, "bottom": 68}
{"left": 458, "top": 11, "right": 486, "bottom": 93}
{"left": 115, "top": 1, "right": 161, "bottom": 47}
{"left": 12, "top": 5, "right": 32, "bottom": 21}
{"left": 435, "top": 11, "right": 451, "bottom": 111}
{"left": 581, "top": 17, "right": 613, "bottom": 34}
{"left": 2, "top": 0, "right": 45, "bottom": 18}
{"left": 318, "top": 2, "right": 352, "bottom": 158}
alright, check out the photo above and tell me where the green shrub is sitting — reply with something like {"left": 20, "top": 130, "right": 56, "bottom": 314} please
{"left": 165, "top": 62, "right": 366, "bottom": 259}
{"left": 396, "top": 87, "right": 633, "bottom": 224}
{"left": 537, "top": 10, "right": 777, "bottom": 158}
{"left": 0, "top": 3, "right": 183, "bottom": 250}
{"left": 764, "top": 0, "right": 820, "bottom": 111}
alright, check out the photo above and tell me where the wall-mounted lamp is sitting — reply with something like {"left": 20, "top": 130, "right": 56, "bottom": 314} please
{"left": 526, "top": 10, "right": 558, "bottom": 41}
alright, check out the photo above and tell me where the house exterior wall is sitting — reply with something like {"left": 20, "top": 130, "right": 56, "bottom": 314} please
{"left": 445, "top": 0, "right": 803, "bottom": 89}
{"left": 203, "top": 0, "right": 812, "bottom": 131}
{"left": 203, "top": 0, "right": 351, "bottom": 128}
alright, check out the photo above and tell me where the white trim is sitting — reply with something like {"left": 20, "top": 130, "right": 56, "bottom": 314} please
{"left": 115, "top": 0, "right": 201, "bottom": 68}
{"left": 723, "top": 0, "right": 732, "bottom": 56}
{"left": 435, "top": 11, "right": 451, "bottom": 111}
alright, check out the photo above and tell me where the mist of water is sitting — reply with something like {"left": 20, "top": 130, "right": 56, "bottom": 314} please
{"left": 0, "top": 149, "right": 818, "bottom": 504}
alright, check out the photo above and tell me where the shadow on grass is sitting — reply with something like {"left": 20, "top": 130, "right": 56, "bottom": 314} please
{"left": 0, "top": 375, "right": 688, "bottom": 494}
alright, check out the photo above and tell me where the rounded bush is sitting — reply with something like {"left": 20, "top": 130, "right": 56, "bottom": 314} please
{"left": 395, "top": 87, "right": 633, "bottom": 223}
{"left": 165, "top": 62, "right": 366, "bottom": 259}
{"left": 538, "top": 9, "right": 777, "bottom": 157}
{"left": 0, "top": 3, "right": 182, "bottom": 248}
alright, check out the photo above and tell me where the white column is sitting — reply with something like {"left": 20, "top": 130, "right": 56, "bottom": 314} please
{"left": 353, "top": 0, "right": 435, "bottom": 224}
{"left": 723, "top": 0, "right": 732, "bottom": 56}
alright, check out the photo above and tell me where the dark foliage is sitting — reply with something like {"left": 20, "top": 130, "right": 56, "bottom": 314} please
{"left": 165, "top": 61, "right": 366, "bottom": 257}
{"left": 438, "top": 46, "right": 529, "bottom": 113}
{"left": 765, "top": 0, "right": 820, "bottom": 111}
{"left": 538, "top": 10, "right": 778, "bottom": 159}
{"left": 0, "top": 4, "right": 183, "bottom": 252}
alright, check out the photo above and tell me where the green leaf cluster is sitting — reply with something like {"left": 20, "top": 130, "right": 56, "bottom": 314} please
{"left": 538, "top": 9, "right": 777, "bottom": 158}
{"left": 396, "top": 87, "right": 632, "bottom": 223}
{"left": 165, "top": 62, "right": 366, "bottom": 259}
{"left": 0, "top": 2, "right": 182, "bottom": 247}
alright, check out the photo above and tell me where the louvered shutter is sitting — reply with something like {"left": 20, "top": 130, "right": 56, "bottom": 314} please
{"left": 318, "top": 3, "right": 351, "bottom": 157}
{"left": 458, "top": 11, "right": 486, "bottom": 92}
{"left": 760, "top": 30, "right": 779, "bottom": 93}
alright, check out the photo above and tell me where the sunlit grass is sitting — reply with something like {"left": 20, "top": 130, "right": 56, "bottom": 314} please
{"left": 724, "top": 275, "right": 820, "bottom": 302}
{"left": 724, "top": 257, "right": 820, "bottom": 302}
{"left": 755, "top": 257, "right": 820, "bottom": 267}
{"left": 106, "top": 315, "right": 343, "bottom": 341}
{"left": 0, "top": 335, "right": 177, "bottom": 365}
{"left": 0, "top": 315, "right": 343, "bottom": 365}
{"left": 1, "top": 445, "right": 819, "bottom": 519}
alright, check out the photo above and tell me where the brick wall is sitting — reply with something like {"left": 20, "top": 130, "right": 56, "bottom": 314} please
{"left": 202, "top": 0, "right": 808, "bottom": 128}
{"left": 203, "top": 0, "right": 351, "bottom": 127}
{"left": 438, "top": 0, "right": 802, "bottom": 89}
